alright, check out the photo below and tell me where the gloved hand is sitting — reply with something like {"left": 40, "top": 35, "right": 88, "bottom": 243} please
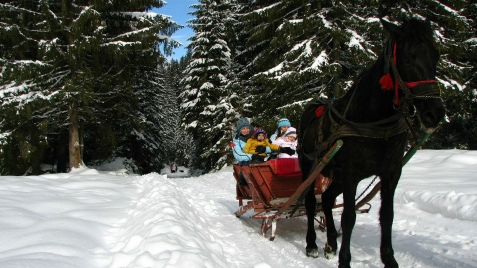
{"left": 279, "top": 147, "right": 296, "bottom": 155}
{"left": 251, "top": 154, "right": 264, "bottom": 162}
{"left": 255, "top": 146, "right": 266, "bottom": 154}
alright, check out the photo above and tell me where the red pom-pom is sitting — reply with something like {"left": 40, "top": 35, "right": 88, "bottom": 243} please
{"left": 230, "top": 141, "right": 235, "bottom": 147}
{"left": 315, "top": 105, "right": 325, "bottom": 118}
{"left": 379, "top": 73, "right": 393, "bottom": 90}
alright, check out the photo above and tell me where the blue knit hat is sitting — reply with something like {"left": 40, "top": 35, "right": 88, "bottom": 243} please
{"left": 237, "top": 118, "right": 251, "bottom": 133}
{"left": 277, "top": 118, "right": 291, "bottom": 128}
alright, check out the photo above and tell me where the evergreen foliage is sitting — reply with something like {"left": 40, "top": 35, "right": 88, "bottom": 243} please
{"left": 160, "top": 57, "right": 196, "bottom": 169}
{"left": 1, "top": 0, "right": 475, "bottom": 175}
{"left": 180, "top": 0, "right": 239, "bottom": 172}
{"left": 181, "top": 0, "right": 474, "bottom": 170}
{"left": 436, "top": 0, "right": 477, "bottom": 150}
{"left": 0, "top": 1, "right": 180, "bottom": 174}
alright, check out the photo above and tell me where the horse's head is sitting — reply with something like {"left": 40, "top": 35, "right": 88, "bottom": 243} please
{"left": 381, "top": 18, "right": 445, "bottom": 133}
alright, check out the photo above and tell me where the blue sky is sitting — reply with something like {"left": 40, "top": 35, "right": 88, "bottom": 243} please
{"left": 152, "top": 0, "right": 198, "bottom": 60}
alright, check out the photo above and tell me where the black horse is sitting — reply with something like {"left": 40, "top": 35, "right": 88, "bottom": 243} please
{"left": 298, "top": 18, "right": 445, "bottom": 267}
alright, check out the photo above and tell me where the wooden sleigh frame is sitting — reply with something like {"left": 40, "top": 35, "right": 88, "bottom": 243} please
{"left": 233, "top": 140, "right": 380, "bottom": 240}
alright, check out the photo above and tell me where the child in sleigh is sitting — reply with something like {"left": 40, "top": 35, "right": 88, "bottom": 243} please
{"left": 244, "top": 127, "right": 295, "bottom": 163}
{"left": 272, "top": 127, "right": 298, "bottom": 158}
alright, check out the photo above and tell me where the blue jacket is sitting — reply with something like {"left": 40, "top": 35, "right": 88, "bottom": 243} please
{"left": 232, "top": 136, "right": 252, "bottom": 163}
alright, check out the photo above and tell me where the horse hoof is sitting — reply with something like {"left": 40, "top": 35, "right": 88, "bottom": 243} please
{"left": 306, "top": 248, "right": 319, "bottom": 258}
{"left": 323, "top": 243, "right": 336, "bottom": 259}
{"left": 383, "top": 259, "right": 399, "bottom": 268}
{"left": 382, "top": 248, "right": 398, "bottom": 267}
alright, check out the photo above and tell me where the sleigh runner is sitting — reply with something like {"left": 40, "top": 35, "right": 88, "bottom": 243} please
{"left": 233, "top": 140, "right": 377, "bottom": 240}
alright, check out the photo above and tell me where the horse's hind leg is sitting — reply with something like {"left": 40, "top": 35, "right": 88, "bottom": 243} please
{"left": 322, "top": 181, "right": 343, "bottom": 259}
{"left": 379, "top": 174, "right": 400, "bottom": 268}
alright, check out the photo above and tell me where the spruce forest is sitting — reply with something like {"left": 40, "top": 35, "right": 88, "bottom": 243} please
{"left": 1, "top": 0, "right": 475, "bottom": 175}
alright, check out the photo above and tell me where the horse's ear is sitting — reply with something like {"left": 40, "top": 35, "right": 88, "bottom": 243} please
{"left": 380, "top": 18, "right": 402, "bottom": 39}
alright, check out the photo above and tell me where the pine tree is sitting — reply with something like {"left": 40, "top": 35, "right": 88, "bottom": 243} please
{"left": 0, "top": 0, "right": 180, "bottom": 174}
{"left": 432, "top": 1, "right": 477, "bottom": 149}
{"left": 0, "top": 1, "right": 56, "bottom": 174}
{"left": 181, "top": 0, "right": 239, "bottom": 171}
{"left": 234, "top": 0, "right": 382, "bottom": 128}
{"left": 158, "top": 59, "right": 193, "bottom": 169}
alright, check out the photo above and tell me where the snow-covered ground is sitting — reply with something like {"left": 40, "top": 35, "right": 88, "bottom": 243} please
{"left": 0, "top": 149, "right": 476, "bottom": 267}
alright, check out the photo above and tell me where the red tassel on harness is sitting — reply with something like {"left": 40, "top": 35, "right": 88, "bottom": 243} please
{"left": 379, "top": 73, "right": 393, "bottom": 90}
{"left": 315, "top": 105, "right": 325, "bottom": 118}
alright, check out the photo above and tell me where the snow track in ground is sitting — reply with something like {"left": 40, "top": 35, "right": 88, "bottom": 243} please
{"left": 0, "top": 150, "right": 475, "bottom": 267}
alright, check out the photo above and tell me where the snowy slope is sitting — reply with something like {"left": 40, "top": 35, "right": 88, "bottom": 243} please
{"left": 0, "top": 149, "right": 476, "bottom": 267}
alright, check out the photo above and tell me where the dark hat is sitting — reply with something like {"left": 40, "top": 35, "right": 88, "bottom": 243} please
{"left": 237, "top": 118, "right": 251, "bottom": 132}
{"left": 253, "top": 127, "right": 267, "bottom": 139}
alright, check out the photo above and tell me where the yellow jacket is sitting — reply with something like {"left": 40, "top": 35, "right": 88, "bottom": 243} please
{"left": 244, "top": 138, "right": 280, "bottom": 157}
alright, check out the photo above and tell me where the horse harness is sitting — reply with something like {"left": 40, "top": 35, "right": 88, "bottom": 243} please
{"left": 303, "top": 99, "right": 409, "bottom": 161}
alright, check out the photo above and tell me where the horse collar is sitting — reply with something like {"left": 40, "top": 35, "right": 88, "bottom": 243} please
{"left": 308, "top": 102, "right": 409, "bottom": 161}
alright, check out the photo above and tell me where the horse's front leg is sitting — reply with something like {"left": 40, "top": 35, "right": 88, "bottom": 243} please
{"left": 379, "top": 174, "right": 400, "bottom": 268}
{"left": 322, "top": 181, "right": 343, "bottom": 258}
{"left": 338, "top": 181, "right": 358, "bottom": 268}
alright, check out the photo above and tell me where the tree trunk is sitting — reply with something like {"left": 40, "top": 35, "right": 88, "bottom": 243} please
{"left": 30, "top": 125, "right": 41, "bottom": 175}
{"left": 69, "top": 101, "right": 81, "bottom": 170}
{"left": 79, "top": 121, "right": 84, "bottom": 159}
{"left": 332, "top": 34, "right": 343, "bottom": 98}
{"left": 57, "top": 129, "right": 67, "bottom": 173}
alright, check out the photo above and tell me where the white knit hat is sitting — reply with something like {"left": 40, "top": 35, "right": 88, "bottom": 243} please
{"left": 285, "top": 127, "right": 297, "bottom": 138}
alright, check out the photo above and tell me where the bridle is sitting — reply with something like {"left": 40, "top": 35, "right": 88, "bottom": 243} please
{"left": 380, "top": 39, "right": 442, "bottom": 135}
{"left": 380, "top": 40, "right": 442, "bottom": 105}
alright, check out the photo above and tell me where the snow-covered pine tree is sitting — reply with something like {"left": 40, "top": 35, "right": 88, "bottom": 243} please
{"left": 427, "top": 0, "right": 477, "bottom": 149}
{"left": 234, "top": 0, "right": 381, "bottom": 128}
{"left": 0, "top": 1, "right": 61, "bottom": 174}
{"left": 180, "top": 0, "right": 239, "bottom": 172}
{"left": 157, "top": 58, "right": 194, "bottom": 170}
{"left": 0, "top": 0, "right": 180, "bottom": 174}
{"left": 108, "top": 5, "right": 183, "bottom": 174}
